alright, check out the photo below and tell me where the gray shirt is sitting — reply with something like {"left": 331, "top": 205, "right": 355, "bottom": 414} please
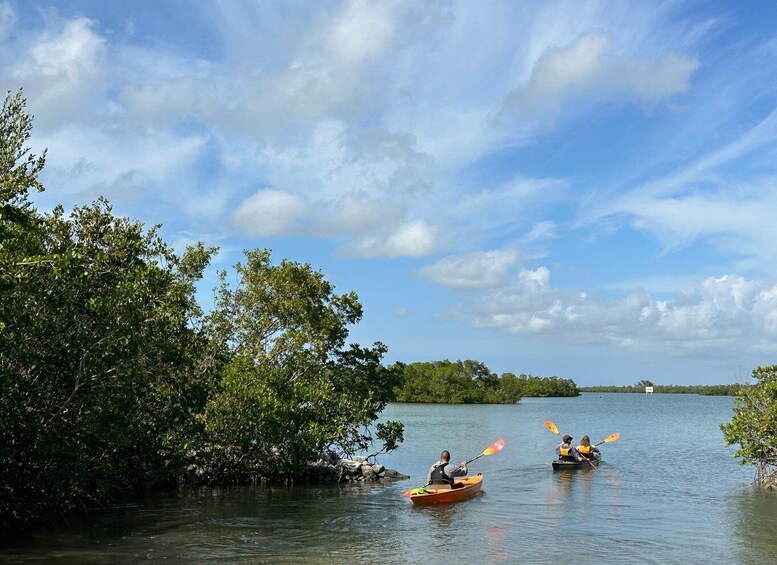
{"left": 426, "top": 460, "right": 468, "bottom": 484}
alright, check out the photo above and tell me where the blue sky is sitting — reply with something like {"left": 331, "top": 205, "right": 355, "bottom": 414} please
{"left": 3, "top": 1, "right": 777, "bottom": 385}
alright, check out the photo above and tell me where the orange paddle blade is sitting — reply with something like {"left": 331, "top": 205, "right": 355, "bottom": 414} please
{"left": 482, "top": 439, "right": 505, "bottom": 456}
{"left": 544, "top": 421, "right": 559, "bottom": 435}
{"left": 603, "top": 432, "right": 619, "bottom": 443}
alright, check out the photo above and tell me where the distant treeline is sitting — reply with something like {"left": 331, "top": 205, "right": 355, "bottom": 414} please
{"left": 579, "top": 384, "right": 744, "bottom": 396}
{"left": 390, "top": 360, "right": 580, "bottom": 403}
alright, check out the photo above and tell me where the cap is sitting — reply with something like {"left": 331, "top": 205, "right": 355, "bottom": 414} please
{"left": 563, "top": 435, "right": 573, "bottom": 442}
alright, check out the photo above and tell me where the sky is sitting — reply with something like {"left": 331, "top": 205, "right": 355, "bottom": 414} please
{"left": 3, "top": 1, "right": 777, "bottom": 386}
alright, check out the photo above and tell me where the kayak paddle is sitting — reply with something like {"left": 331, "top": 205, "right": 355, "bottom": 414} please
{"left": 595, "top": 432, "right": 620, "bottom": 446}
{"left": 544, "top": 421, "right": 561, "bottom": 435}
{"left": 401, "top": 439, "right": 506, "bottom": 497}
{"left": 465, "top": 438, "right": 505, "bottom": 464}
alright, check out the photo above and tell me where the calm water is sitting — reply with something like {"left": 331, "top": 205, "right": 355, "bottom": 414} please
{"left": 3, "top": 393, "right": 777, "bottom": 564}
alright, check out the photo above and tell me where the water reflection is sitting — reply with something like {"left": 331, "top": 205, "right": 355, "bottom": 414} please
{"left": 486, "top": 525, "right": 509, "bottom": 563}
{"left": 729, "top": 486, "right": 777, "bottom": 564}
{"left": 4, "top": 396, "right": 774, "bottom": 563}
{"left": 543, "top": 464, "right": 622, "bottom": 529}
{"left": 547, "top": 467, "right": 597, "bottom": 503}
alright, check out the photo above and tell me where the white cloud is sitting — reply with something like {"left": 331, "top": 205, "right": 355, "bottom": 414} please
{"left": 417, "top": 248, "right": 521, "bottom": 288}
{"left": 255, "top": 121, "right": 431, "bottom": 201}
{"left": 345, "top": 220, "right": 437, "bottom": 258}
{"left": 11, "top": 16, "right": 107, "bottom": 123}
{"left": 232, "top": 188, "right": 308, "bottom": 237}
{"left": 385, "top": 220, "right": 437, "bottom": 256}
{"left": 226, "top": 120, "right": 439, "bottom": 256}
{"left": 500, "top": 31, "right": 699, "bottom": 125}
{"left": 233, "top": 0, "right": 399, "bottom": 131}
{"left": 616, "top": 189, "right": 777, "bottom": 258}
{"left": 454, "top": 267, "right": 777, "bottom": 355}
{"left": 317, "top": 194, "right": 405, "bottom": 237}
{"left": 316, "top": 0, "right": 396, "bottom": 63}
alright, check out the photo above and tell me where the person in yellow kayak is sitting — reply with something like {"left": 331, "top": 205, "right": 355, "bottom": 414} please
{"left": 576, "top": 435, "right": 600, "bottom": 460}
{"left": 427, "top": 450, "right": 468, "bottom": 488}
{"left": 555, "top": 435, "right": 584, "bottom": 461}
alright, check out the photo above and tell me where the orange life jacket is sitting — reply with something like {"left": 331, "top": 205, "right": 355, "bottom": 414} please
{"left": 578, "top": 445, "right": 592, "bottom": 454}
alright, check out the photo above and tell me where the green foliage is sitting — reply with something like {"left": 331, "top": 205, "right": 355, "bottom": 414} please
{"left": 196, "top": 250, "right": 403, "bottom": 482}
{"left": 721, "top": 366, "right": 777, "bottom": 487}
{"left": 0, "top": 196, "right": 217, "bottom": 527}
{"left": 374, "top": 421, "right": 404, "bottom": 456}
{"left": 1, "top": 90, "right": 402, "bottom": 530}
{"left": 392, "top": 360, "right": 526, "bottom": 403}
{"left": 503, "top": 373, "right": 580, "bottom": 398}
{"left": 0, "top": 89, "right": 46, "bottom": 240}
{"left": 580, "top": 383, "right": 744, "bottom": 395}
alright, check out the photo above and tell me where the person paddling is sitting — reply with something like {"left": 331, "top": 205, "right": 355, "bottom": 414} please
{"left": 576, "top": 435, "right": 600, "bottom": 460}
{"left": 427, "top": 450, "right": 468, "bottom": 488}
{"left": 555, "top": 435, "right": 584, "bottom": 462}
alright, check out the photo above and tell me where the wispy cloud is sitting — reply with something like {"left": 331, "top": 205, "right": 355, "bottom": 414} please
{"left": 499, "top": 31, "right": 698, "bottom": 127}
{"left": 5, "top": 0, "right": 777, "bottom": 379}
{"left": 579, "top": 107, "right": 777, "bottom": 264}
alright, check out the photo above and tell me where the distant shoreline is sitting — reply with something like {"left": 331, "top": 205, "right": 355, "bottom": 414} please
{"left": 579, "top": 384, "right": 743, "bottom": 396}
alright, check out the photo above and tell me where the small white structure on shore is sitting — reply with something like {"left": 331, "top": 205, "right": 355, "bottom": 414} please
{"left": 645, "top": 386, "right": 653, "bottom": 395}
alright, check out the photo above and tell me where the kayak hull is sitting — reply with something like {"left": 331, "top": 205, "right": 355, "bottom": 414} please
{"left": 552, "top": 456, "right": 601, "bottom": 470}
{"left": 409, "top": 474, "right": 484, "bottom": 505}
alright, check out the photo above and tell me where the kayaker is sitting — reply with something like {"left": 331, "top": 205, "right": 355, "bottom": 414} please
{"left": 426, "top": 450, "right": 468, "bottom": 488}
{"left": 577, "top": 435, "right": 600, "bottom": 460}
{"left": 555, "top": 435, "right": 583, "bottom": 461}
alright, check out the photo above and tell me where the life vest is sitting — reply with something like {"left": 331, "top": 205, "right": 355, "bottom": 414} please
{"left": 578, "top": 445, "right": 592, "bottom": 455}
{"left": 559, "top": 446, "right": 572, "bottom": 457}
{"left": 430, "top": 462, "right": 453, "bottom": 485}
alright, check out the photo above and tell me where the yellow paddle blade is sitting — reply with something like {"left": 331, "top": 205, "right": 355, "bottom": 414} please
{"left": 544, "top": 421, "right": 559, "bottom": 435}
{"left": 603, "top": 432, "right": 620, "bottom": 443}
{"left": 482, "top": 439, "right": 505, "bottom": 456}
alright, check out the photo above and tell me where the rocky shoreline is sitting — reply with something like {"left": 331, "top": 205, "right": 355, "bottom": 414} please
{"left": 306, "top": 456, "right": 409, "bottom": 483}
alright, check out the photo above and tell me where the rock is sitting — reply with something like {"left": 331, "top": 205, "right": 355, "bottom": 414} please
{"left": 361, "top": 465, "right": 376, "bottom": 480}
{"left": 371, "top": 464, "right": 385, "bottom": 474}
{"left": 381, "top": 468, "right": 410, "bottom": 480}
{"left": 336, "top": 459, "right": 361, "bottom": 472}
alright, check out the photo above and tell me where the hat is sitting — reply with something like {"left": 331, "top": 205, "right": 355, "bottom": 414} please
{"left": 563, "top": 435, "right": 573, "bottom": 442}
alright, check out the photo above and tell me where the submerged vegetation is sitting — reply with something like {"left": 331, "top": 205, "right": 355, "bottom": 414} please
{"left": 0, "top": 91, "right": 403, "bottom": 530}
{"left": 390, "top": 360, "right": 579, "bottom": 403}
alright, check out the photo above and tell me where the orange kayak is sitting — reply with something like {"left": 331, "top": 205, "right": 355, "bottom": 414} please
{"left": 409, "top": 474, "right": 484, "bottom": 505}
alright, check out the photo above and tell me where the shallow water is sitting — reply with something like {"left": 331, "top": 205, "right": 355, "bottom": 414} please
{"left": 4, "top": 393, "right": 776, "bottom": 564}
